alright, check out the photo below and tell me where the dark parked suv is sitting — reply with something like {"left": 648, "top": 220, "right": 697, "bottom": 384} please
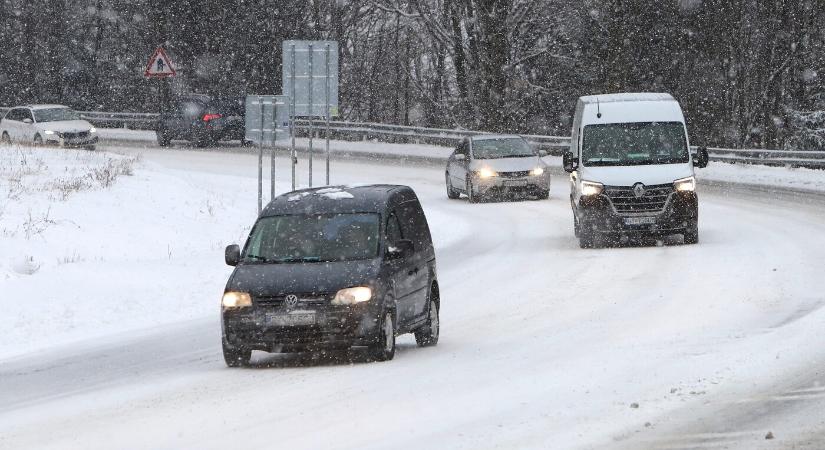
{"left": 156, "top": 95, "right": 246, "bottom": 147}
{"left": 221, "top": 185, "right": 440, "bottom": 366}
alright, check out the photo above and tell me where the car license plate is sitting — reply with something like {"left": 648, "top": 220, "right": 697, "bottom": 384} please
{"left": 625, "top": 216, "right": 657, "bottom": 225}
{"left": 504, "top": 179, "right": 528, "bottom": 187}
{"left": 266, "top": 311, "right": 316, "bottom": 327}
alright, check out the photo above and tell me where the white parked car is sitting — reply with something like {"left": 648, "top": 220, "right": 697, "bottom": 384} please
{"left": 0, "top": 105, "right": 98, "bottom": 150}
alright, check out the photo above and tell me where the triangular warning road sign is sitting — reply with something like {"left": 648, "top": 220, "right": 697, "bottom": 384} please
{"left": 144, "top": 47, "right": 176, "bottom": 78}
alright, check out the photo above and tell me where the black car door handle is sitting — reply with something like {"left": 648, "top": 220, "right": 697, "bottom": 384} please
{"left": 408, "top": 267, "right": 419, "bottom": 275}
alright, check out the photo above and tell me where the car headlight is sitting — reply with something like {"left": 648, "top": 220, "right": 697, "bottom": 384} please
{"left": 222, "top": 291, "right": 252, "bottom": 309}
{"left": 331, "top": 286, "right": 372, "bottom": 305}
{"left": 476, "top": 168, "right": 497, "bottom": 179}
{"left": 581, "top": 180, "right": 604, "bottom": 196}
{"left": 89, "top": 127, "right": 97, "bottom": 133}
{"left": 44, "top": 130, "right": 56, "bottom": 135}
{"left": 530, "top": 167, "right": 545, "bottom": 176}
{"left": 674, "top": 176, "right": 696, "bottom": 192}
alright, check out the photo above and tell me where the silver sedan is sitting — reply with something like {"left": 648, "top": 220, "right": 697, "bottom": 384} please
{"left": 445, "top": 135, "right": 551, "bottom": 203}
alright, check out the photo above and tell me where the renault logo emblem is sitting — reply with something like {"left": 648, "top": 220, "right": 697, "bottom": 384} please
{"left": 284, "top": 294, "right": 299, "bottom": 308}
{"left": 632, "top": 183, "right": 646, "bottom": 198}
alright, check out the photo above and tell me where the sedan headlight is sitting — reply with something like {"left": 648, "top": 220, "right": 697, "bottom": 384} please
{"left": 331, "top": 286, "right": 372, "bottom": 305}
{"left": 476, "top": 168, "right": 497, "bottom": 179}
{"left": 530, "top": 167, "right": 545, "bottom": 176}
{"left": 44, "top": 130, "right": 56, "bottom": 135}
{"left": 674, "top": 176, "right": 696, "bottom": 192}
{"left": 221, "top": 291, "right": 252, "bottom": 309}
{"left": 581, "top": 180, "right": 604, "bottom": 196}
{"left": 89, "top": 127, "right": 97, "bottom": 133}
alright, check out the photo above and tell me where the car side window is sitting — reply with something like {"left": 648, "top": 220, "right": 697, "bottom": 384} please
{"left": 397, "top": 200, "right": 431, "bottom": 252}
{"left": 6, "top": 108, "right": 22, "bottom": 121}
{"left": 21, "top": 109, "right": 33, "bottom": 122}
{"left": 386, "top": 212, "right": 403, "bottom": 244}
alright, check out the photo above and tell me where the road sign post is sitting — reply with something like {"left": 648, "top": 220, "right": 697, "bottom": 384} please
{"left": 144, "top": 46, "right": 176, "bottom": 121}
{"left": 283, "top": 40, "right": 338, "bottom": 188}
{"left": 246, "top": 95, "right": 288, "bottom": 212}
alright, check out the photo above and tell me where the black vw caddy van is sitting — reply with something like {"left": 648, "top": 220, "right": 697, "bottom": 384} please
{"left": 221, "top": 185, "right": 440, "bottom": 366}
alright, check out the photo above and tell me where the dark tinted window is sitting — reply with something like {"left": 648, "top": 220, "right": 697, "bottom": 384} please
{"left": 386, "top": 213, "right": 403, "bottom": 244}
{"left": 397, "top": 200, "right": 432, "bottom": 251}
{"left": 4, "top": 108, "right": 23, "bottom": 121}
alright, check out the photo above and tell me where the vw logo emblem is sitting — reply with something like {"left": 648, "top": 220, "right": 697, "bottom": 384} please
{"left": 284, "top": 294, "right": 298, "bottom": 308}
{"left": 632, "top": 183, "right": 646, "bottom": 198}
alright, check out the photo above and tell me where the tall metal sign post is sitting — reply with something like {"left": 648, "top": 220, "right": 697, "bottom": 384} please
{"left": 246, "top": 95, "right": 289, "bottom": 214}
{"left": 282, "top": 41, "right": 339, "bottom": 188}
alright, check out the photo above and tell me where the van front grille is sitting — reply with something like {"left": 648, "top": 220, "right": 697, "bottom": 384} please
{"left": 603, "top": 183, "right": 673, "bottom": 214}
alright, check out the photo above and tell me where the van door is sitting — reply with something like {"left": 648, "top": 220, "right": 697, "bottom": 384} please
{"left": 384, "top": 211, "right": 417, "bottom": 326}
{"left": 397, "top": 200, "right": 432, "bottom": 323}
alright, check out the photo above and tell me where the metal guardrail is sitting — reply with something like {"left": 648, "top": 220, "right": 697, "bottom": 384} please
{"left": 1, "top": 107, "right": 823, "bottom": 168}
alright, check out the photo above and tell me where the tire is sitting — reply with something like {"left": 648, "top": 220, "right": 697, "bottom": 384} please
{"left": 1, "top": 132, "right": 10, "bottom": 145}
{"left": 446, "top": 173, "right": 460, "bottom": 199}
{"left": 415, "top": 297, "right": 439, "bottom": 347}
{"left": 222, "top": 338, "right": 251, "bottom": 367}
{"left": 156, "top": 130, "right": 171, "bottom": 147}
{"left": 368, "top": 311, "right": 395, "bottom": 362}
{"left": 33, "top": 134, "right": 42, "bottom": 146}
{"left": 536, "top": 189, "right": 550, "bottom": 200}
{"left": 573, "top": 214, "right": 581, "bottom": 238}
{"left": 579, "top": 229, "right": 601, "bottom": 249}
{"left": 684, "top": 219, "right": 699, "bottom": 245}
{"left": 466, "top": 176, "right": 479, "bottom": 203}
{"left": 84, "top": 145, "right": 96, "bottom": 151}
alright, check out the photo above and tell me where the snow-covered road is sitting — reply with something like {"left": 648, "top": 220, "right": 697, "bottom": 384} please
{"left": 1, "top": 142, "right": 824, "bottom": 449}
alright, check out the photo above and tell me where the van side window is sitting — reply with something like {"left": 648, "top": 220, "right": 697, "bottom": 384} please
{"left": 386, "top": 212, "right": 403, "bottom": 244}
{"left": 398, "top": 200, "right": 432, "bottom": 251}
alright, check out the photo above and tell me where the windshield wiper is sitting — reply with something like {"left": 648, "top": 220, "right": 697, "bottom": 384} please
{"left": 244, "top": 254, "right": 272, "bottom": 262}
{"left": 273, "top": 256, "right": 322, "bottom": 263}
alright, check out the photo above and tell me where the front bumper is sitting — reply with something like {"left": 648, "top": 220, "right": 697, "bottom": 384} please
{"left": 45, "top": 135, "right": 99, "bottom": 148}
{"left": 473, "top": 174, "right": 550, "bottom": 196}
{"left": 577, "top": 191, "right": 698, "bottom": 236}
{"left": 222, "top": 303, "right": 382, "bottom": 352}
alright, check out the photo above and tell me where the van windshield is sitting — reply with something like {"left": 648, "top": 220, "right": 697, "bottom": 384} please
{"left": 582, "top": 122, "right": 689, "bottom": 166}
{"left": 242, "top": 213, "right": 380, "bottom": 264}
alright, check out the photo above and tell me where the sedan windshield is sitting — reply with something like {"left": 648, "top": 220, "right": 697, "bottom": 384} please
{"left": 472, "top": 138, "right": 535, "bottom": 159}
{"left": 242, "top": 213, "right": 380, "bottom": 263}
{"left": 582, "top": 122, "right": 689, "bottom": 166}
{"left": 34, "top": 108, "right": 82, "bottom": 123}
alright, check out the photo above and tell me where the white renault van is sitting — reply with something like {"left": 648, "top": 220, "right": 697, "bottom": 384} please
{"left": 563, "top": 93, "right": 709, "bottom": 248}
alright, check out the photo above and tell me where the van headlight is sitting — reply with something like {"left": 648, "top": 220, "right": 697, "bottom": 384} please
{"left": 476, "top": 168, "right": 497, "bottom": 179}
{"left": 44, "top": 130, "right": 56, "bottom": 135}
{"left": 331, "top": 287, "right": 372, "bottom": 305}
{"left": 530, "top": 167, "right": 545, "bottom": 176}
{"left": 222, "top": 291, "right": 252, "bottom": 309}
{"left": 581, "top": 180, "right": 604, "bottom": 196}
{"left": 674, "top": 176, "right": 696, "bottom": 192}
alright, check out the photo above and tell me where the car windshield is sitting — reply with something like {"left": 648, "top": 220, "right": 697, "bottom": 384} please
{"left": 472, "top": 137, "right": 535, "bottom": 159}
{"left": 33, "top": 108, "right": 81, "bottom": 123}
{"left": 582, "top": 121, "right": 689, "bottom": 166}
{"left": 242, "top": 213, "right": 380, "bottom": 263}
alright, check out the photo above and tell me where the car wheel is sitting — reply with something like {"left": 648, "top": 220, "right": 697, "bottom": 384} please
{"left": 446, "top": 173, "right": 459, "bottom": 199}
{"left": 156, "top": 130, "right": 171, "bottom": 147}
{"left": 536, "top": 189, "right": 550, "bottom": 200}
{"left": 84, "top": 145, "right": 96, "bottom": 151}
{"left": 222, "top": 338, "right": 251, "bottom": 367}
{"left": 33, "top": 134, "right": 43, "bottom": 146}
{"left": 415, "top": 298, "right": 439, "bottom": 347}
{"left": 466, "top": 176, "right": 479, "bottom": 203}
{"left": 1, "top": 132, "right": 10, "bottom": 144}
{"left": 368, "top": 311, "right": 395, "bottom": 362}
{"left": 684, "top": 219, "right": 699, "bottom": 245}
{"left": 573, "top": 214, "right": 581, "bottom": 238}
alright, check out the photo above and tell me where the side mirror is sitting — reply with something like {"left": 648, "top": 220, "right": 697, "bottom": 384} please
{"left": 694, "top": 147, "right": 709, "bottom": 168}
{"left": 22, "top": 118, "right": 33, "bottom": 124}
{"left": 225, "top": 244, "right": 241, "bottom": 266}
{"left": 563, "top": 151, "right": 577, "bottom": 173}
{"left": 454, "top": 153, "right": 466, "bottom": 161}
{"left": 387, "top": 239, "right": 414, "bottom": 259}
{"left": 538, "top": 149, "right": 549, "bottom": 157}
